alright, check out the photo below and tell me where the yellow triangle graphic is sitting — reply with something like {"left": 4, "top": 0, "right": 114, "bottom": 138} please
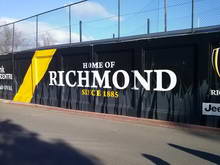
{"left": 13, "top": 49, "right": 56, "bottom": 103}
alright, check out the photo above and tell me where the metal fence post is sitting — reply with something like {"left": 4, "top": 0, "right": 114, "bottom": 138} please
{"left": 79, "top": 20, "right": 82, "bottom": 42}
{"left": 36, "top": 15, "right": 39, "bottom": 48}
{"left": 164, "top": 0, "right": 167, "bottom": 32}
{"left": 191, "top": 0, "right": 194, "bottom": 32}
{"left": 12, "top": 23, "right": 16, "bottom": 93}
{"left": 69, "top": 5, "right": 72, "bottom": 44}
{"left": 118, "top": 0, "right": 121, "bottom": 39}
{"left": 147, "top": 18, "right": 150, "bottom": 35}
{"left": 12, "top": 23, "right": 15, "bottom": 53}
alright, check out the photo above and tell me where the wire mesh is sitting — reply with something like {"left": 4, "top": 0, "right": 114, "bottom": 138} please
{"left": 14, "top": 18, "right": 36, "bottom": 52}
{"left": 194, "top": 0, "right": 220, "bottom": 28}
{"left": 38, "top": 7, "right": 69, "bottom": 46}
{"left": 0, "top": 0, "right": 220, "bottom": 55}
{"left": 77, "top": 0, "right": 118, "bottom": 41}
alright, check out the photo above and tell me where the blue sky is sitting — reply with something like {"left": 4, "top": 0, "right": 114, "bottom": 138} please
{"left": 0, "top": 0, "right": 74, "bottom": 18}
{"left": 1, "top": 0, "right": 220, "bottom": 44}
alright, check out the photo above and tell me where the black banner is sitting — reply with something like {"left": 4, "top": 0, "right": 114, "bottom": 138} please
{"left": 0, "top": 31, "right": 220, "bottom": 128}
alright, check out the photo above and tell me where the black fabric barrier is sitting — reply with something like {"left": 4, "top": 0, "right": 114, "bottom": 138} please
{"left": 0, "top": 31, "right": 220, "bottom": 128}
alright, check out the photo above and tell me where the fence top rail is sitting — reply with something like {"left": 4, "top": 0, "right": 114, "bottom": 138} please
{"left": 0, "top": 0, "right": 87, "bottom": 28}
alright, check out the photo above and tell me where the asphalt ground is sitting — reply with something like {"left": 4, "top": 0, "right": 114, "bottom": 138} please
{"left": 0, "top": 101, "right": 220, "bottom": 165}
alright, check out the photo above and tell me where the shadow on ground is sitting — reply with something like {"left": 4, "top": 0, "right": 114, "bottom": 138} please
{"left": 0, "top": 119, "right": 102, "bottom": 165}
{"left": 142, "top": 153, "right": 170, "bottom": 165}
{"left": 174, "top": 125, "right": 220, "bottom": 142}
{"left": 168, "top": 143, "right": 220, "bottom": 164}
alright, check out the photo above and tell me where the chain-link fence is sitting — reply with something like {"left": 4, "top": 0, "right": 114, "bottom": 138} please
{"left": 0, "top": 0, "right": 220, "bottom": 55}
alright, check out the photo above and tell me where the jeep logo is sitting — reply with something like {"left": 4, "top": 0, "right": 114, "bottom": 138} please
{"left": 202, "top": 103, "right": 220, "bottom": 116}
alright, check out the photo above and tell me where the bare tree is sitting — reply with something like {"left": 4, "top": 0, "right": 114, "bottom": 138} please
{"left": 0, "top": 25, "right": 27, "bottom": 55}
{"left": 39, "top": 32, "right": 57, "bottom": 47}
{"left": 0, "top": 25, "right": 13, "bottom": 55}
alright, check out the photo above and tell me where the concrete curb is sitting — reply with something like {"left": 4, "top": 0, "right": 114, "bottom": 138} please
{"left": 1, "top": 99, "right": 220, "bottom": 133}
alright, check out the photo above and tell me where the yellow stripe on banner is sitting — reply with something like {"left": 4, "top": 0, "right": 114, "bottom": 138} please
{"left": 13, "top": 49, "right": 56, "bottom": 103}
